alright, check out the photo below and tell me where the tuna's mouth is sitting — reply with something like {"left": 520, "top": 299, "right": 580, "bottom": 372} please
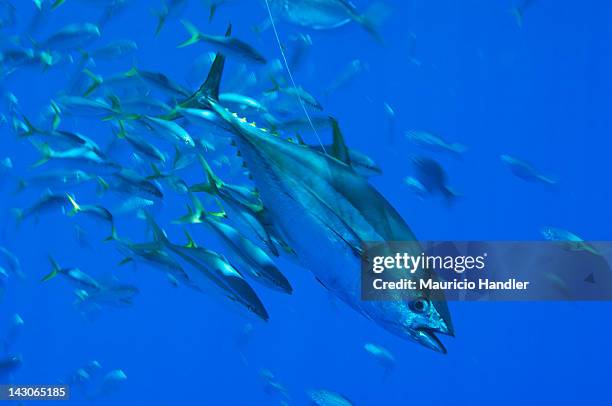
{"left": 415, "top": 327, "right": 449, "bottom": 354}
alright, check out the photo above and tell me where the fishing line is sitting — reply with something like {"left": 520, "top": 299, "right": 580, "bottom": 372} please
{"left": 263, "top": 0, "right": 328, "bottom": 154}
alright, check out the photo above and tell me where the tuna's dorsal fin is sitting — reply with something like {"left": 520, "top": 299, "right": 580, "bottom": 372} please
{"left": 329, "top": 117, "right": 351, "bottom": 166}
{"left": 185, "top": 27, "right": 230, "bottom": 104}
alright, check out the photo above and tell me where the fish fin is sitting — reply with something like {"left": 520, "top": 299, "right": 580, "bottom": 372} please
{"left": 14, "top": 179, "right": 27, "bottom": 194}
{"left": 51, "top": 0, "right": 65, "bottom": 10}
{"left": 66, "top": 193, "right": 80, "bottom": 216}
{"left": 329, "top": 117, "right": 351, "bottom": 166}
{"left": 181, "top": 30, "right": 229, "bottom": 106}
{"left": 123, "top": 66, "right": 139, "bottom": 78}
{"left": 184, "top": 230, "right": 197, "bottom": 248}
{"left": 49, "top": 100, "right": 61, "bottom": 130}
{"left": 82, "top": 69, "right": 103, "bottom": 97}
{"left": 32, "top": 143, "right": 52, "bottom": 167}
{"left": 153, "top": 2, "right": 169, "bottom": 35}
{"left": 11, "top": 209, "right": 23, "bottom": 226}
{"left": 96, "top": 176, "right": 109, "bottom": 196}
{"left": 189, "top": 192, "right": 206, "bottom": 217}
{"left": 197, "top": 155, "right": 220, "bottom": 194}
{"left": 148, "top": 163, "right": 163, "bottom": 179}
{"left": 353, "top": 2, "right": 392, "bottom": 44}
{"left": 208, "top": 3, "right": 217, "bottom": 22}
{"left": 172, "top": 145, "right": 182, "bottom": 170}
{"left": 143, "top": 211, "right": 168, "bottom": 243}
{"left": 42, "top": 256, "right": 61, "bottom": 282}
{"left": 20, "top": 115, "right": 42, "bottom": 137}
{"left": 209, "top": 198, "right": 227, "bottom": 218}
{"left": 118, "top": 257, "right": 133, "bottom": 266}
{"left": 177, "top": 20, "right": 203, "bottom": 48}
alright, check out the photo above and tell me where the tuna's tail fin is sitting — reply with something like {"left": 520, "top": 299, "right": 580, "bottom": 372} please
{"left": 42, "top": 256, "right": 61, "bottom": 282}
{"left": 352, "top": 2, "right": 392, "bottom": 44}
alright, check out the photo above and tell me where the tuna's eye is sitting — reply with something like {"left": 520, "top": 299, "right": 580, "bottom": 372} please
{"left": 410, "top": 298, "right": 429, "bottom": 313}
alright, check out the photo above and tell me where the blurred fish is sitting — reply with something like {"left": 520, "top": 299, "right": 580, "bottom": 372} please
{"left": 113, "top": 196, "right": 155, "bottom": 215}
{"left": 412, "top": 156, "right": 458, "bottom": 202}
{"left": 266, "top": 78, "right": 323, "bottom": 110}
{"left": 510, "top": 0, "right": 536, "bottom": 28}
{"left": 308, "top": 389, "right": 354, "bottom": 406}
{"left": 153, "top": 0, "right": 187, "bottom": 35}
{"left": 12, "top": 189, "right": 69, "bottom": 223}
{"left": 288, "top": 33, "right": 312, "bottom": 71}
{"left": 260, "top": 368, "right": 290, "bottom": 401}
{"left": 37, "top": 22, "right": 101, "bottom": 51}
{"left": 541, "top": 227, "right": 600, "bottom": 256}
{"left": 0, "top": 1, "right": 15, "bottom": 30}
{"left": 16, "top": 169, "right": 100, "bottom": 192}
{"left": 92, "top": 369, "right": 127, "bottom": 398}
{"left": 500, "top": 154, "right": 556, "bottom": 185}
{"left": 178, "top": 22, "right": 267, "bottom": 64}
{"left": 267, "top": 0, "right": 391, "bottom": 42}
{"left": 123, "top": 67, "right": 190, "bottom": 98}
{"left": 0, "top": 354, "right": 22, "bottom": 377}
{"left": 364, "top": 342, "right": 395, "bottom": 374}
{"left": 56, "top": 95, "right": 117, "bottom": 117}
{"left": 32, "top": 142, "right": 120, "bottom": 172}
{"left": 75, "top": 282, "right": 139, "bottom": 308}
{"left": 2, "top": 314, "right": 24, "bottom": 354}
{"left": 324, "top": 59, "right": 367, "bottom": 95}
{"left": 0, "top": 247, "right": 23, "bottom": 278}
{"left": 110, "top": 169, "right": 164, "bottom": 199}
{"left": 404, "top": 176, "right": 427, "bottom": 199}
{"left": 406, "top": 130, "right": 467, "bottom": 156}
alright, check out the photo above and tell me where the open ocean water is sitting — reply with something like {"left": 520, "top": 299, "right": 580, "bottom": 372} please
{"left": 1, "top": 0, "right": 611, "bottom": 405}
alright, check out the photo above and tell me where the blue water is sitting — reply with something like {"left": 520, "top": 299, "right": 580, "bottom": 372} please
{"left": 1, "top": 0, "right": 611, "bottom": 404}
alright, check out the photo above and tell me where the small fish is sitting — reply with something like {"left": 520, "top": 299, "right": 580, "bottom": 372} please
{"left": 113, "top": 196, "right": 155, "bottom": 215}
{"left": 260, "top": 368, "right": 290, "bottom": 400}
{"left": 307, "top": 389, "right": 354, "bottom": 406}
{"left": 267, "top": 0, "right": 391, "bottom": 42}
{"left": 38, "top": 22, "right": 101, "bottom": 51}
{"left": 110, "top": 169, "right": 164, "bottom": 199}
{"left": 123, "top": 67, "right": 190, "bottom": 98}
{"left": 500, "top": 154, "right": 556, "bottom": 185}
{"left": 32, "top": 143, "right": 119, "bottom": 171}
{"left": 137, "top": 115, "right": 195, "bottom": 147}
{"left": 510, "top": 0, "right": 536, "bottom": 28}
{"left": 42, "top": 256, "right": 102, "bottom": 291}
{"left": 145, "top": 213, "right": 270, "bottom": 321}
{"left": 266, "top": 79, "right": 323, "bottom": 111}
{"left": 404, "top": 176, "right": 427, "bottom": 199}
{"left": 288, "top": 33, "right": 312, "bottom": 71}
{"left": 0, "top": 354, "right": 22, "bottom": 375}
{"left": 325, "top": 59, "right": 367, "bottom": 95}
{"left": 93, "top": 369, "right": 127, "bottom": 398}
{"left": 406, "top": 130, "right": 466, "bottom": 156}
{"left": 541, "top": 227, "right": 600, "bottom": 256}
{"left": 364, "top": 342, "right": 395, "bottom": 373}
{"left": 16, "top": 170, "right": 98, "bottom": 192}
{"left": 0, "top": 247, "right": 24, "bottom": 278}
{"left": 12, "top": 189, "right": 69, "bottom": 223}
{"left": 412, "top": 157, "right": 458, "bottom": 202}
{"left": 88, "top": 39, "right": 138, "bottom": 61}
{"left": 153, "top": 0, "right": 187, "bottom": 35}
{"left": 56, "top": 95, "right": 117, "bottom": 118}
{"left": 178, "top": 22, "right": 267, "bottom": 64}
{"left": 177, "top": 195, "right": 292, "bottom": 294}
{"left": 66, "top": 194, "right": 115, "bottom": 232}
{"left": 2, "top": 314, "right": 24, "bottom": 354}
